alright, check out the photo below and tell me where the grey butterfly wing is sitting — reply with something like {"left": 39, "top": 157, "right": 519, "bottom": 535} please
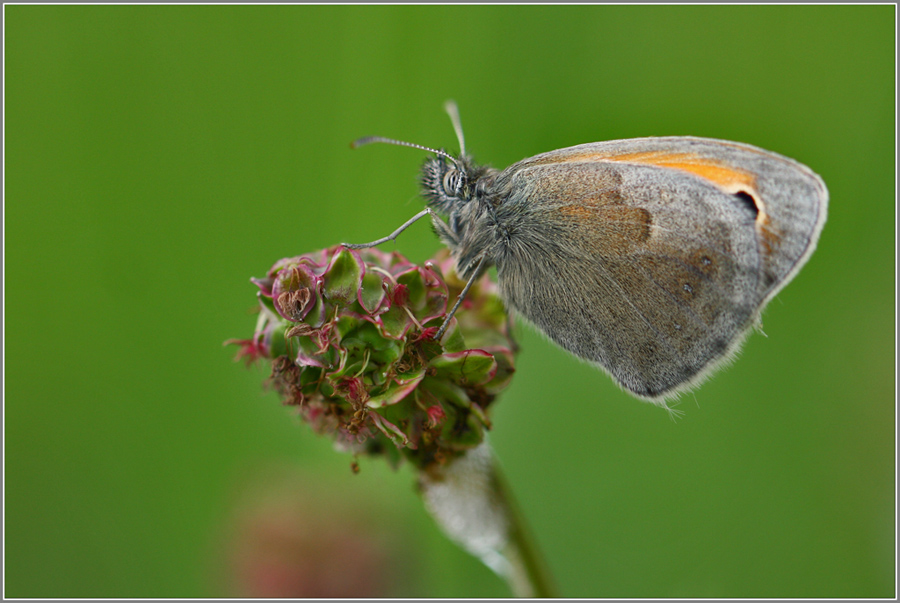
{"left": 490, "top": 137, "right": 827, "bottom": 401}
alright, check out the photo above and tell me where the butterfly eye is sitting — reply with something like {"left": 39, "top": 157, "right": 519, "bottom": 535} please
{"left": 442, "top": 170, "right": 461, "bottom": 197}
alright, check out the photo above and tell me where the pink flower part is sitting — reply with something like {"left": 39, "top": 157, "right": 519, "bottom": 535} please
{"left": 225, "top": 338, "right": 266, "bottom": 365}
{"left": 413, "top": 327, "right": 440, "bottom": 342}
{"left": 426, "top": 405, "right": 446, "bottom": 427}
{"left": 391, "top": 283, "right": 409, "bottom": 307}
{"left": 267, "top": 251, "right": 329, "bottom": 279}
{"left": 294, "top": 352, "right": 327, "bottom": 369}
{"left": 250, "top": 276, "right": 274, "bottom": 297}
{"left": 337, "top": 377, "right": 366, "bottom": 405}
{"left": 311, "top": 323, "right": 332, "bottom": 355}
{"left": 367, "top": 410, "right": 412, "bottom": 449}
{"left": 420, "top": 262, "right": 444, "bottom": 289}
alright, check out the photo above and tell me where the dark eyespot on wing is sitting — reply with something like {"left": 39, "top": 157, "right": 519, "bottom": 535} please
{"left": 733, "top": 190, "right": 759, "bottom": 219}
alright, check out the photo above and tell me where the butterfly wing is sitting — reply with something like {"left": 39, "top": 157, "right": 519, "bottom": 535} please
{"left": 490, "top": 137, "right": 828, "bottom": 401}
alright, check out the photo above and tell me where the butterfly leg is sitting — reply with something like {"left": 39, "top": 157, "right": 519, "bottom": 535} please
{"left": 341, "top": 208, "right": 433, "bottom": 249}
{"left": 435, "top": 254, "right": 487, "bottom": 340}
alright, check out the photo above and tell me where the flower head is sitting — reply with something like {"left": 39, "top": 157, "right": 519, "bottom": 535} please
{"left": 230, "top": 245, "right": 516, "bottom": 471}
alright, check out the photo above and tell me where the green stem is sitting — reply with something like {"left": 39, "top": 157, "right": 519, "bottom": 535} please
{"left": 418, "top": 442, "right": 558, "bottom": 598}
{"left": 492, "top": 462, "right": 558, "bottom": 598}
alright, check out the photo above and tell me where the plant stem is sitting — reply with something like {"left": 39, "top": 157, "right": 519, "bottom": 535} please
{"left": 419, "top": 442, "right": 558, "bottom": 598}
{"left": 492, "top": 461, "right": 558, "bottom": 597}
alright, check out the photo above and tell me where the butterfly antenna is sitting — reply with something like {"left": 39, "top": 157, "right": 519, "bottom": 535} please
{"left": 443, "top": 99, "right": 466, "bottom": 155}
{"left": 351, "top": 136, "right": 462, "bottom": 170}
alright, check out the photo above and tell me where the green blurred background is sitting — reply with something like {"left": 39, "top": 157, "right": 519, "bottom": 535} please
{"left": 5, "top": 5, "right": 895, "bottom": 598}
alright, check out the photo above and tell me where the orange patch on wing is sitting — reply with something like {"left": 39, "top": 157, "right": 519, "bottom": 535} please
{"left": 555, "top": 150, "right": 758, "bottom": 195}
